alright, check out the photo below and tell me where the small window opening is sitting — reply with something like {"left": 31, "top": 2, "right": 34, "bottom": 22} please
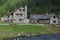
{"left": 20, "top": 14, "right": 23, "bottom": 16}
{"left": 53, "top": 20, "right": 56, "bottom": 23}
{"left": 19, "top": 19, "right": 22, "bottom": 21}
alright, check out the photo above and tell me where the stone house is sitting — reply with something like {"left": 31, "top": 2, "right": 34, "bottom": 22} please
{"left": 30, "top": 14, "right": 59, "bottom": 24}
{"left": 8, "top": 5, "right": 29, "bottom": 23}
{"left": 3, "top": 5, "right": 60, "bottom": 25}
{"left": 58, "top": 16, "right": 60, "bottom": 25}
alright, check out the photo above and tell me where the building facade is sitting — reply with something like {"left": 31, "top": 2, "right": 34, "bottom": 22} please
{"left": 2, "top": 5, "right": 60, "bottom": 25}
{"left": 12, "top": 6, "right": 29, "bottom": 23}
{"left": 30, "top": 14, "right": 59, "bottom": 24}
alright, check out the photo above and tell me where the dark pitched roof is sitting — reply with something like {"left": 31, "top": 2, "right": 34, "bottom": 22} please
{"left": 30, "top": 14, "right": 55, "bottom": 19}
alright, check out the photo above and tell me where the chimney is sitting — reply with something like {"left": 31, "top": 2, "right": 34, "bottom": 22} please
{"left": 25, "top": 5, "right": 27, "bottom": 19}
{"left": 46, "top": 13, "right": 48, "bottom": 15}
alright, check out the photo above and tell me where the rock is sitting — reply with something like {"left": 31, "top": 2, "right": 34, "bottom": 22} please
{"left": 17, "top": 33, "right": 21, "bottom": 37}
{"left": 25, "top": 33, "right": 31, "bottom": 37}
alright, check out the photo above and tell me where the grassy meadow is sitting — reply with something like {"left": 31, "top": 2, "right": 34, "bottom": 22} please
{"left": 0, "top": 25, "right": 60, "bottom": 40}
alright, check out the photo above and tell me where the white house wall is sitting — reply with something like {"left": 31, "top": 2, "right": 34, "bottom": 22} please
{"left": 23, "top": 19, "right": 30, "bottom": 23}
{"left": 13, "top": 6, "right": 29, "bottom": 23}
{"left": 50, "top": 16, "right": 58, "bottom": 24}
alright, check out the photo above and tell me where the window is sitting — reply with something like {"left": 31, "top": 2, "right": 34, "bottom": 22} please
{"left": 23, "top": 9, "right": 25, "bottom": 12}
{"left": 20, "top": 14, "right": 23, "bottom": 16}
{"left": 19, "top": 19, "right": 22, "bottom": 21}
{"left": 19, "top": 9, "right": 21, "bottom": 11}
{"left": 53, "top": 16, "right": 56, "bottom": 18}
{"left": 16, "top": 13, "right": 19, "bottom": 16}
{"left": 53, "top": 20, "right": 56, "bottom": 23}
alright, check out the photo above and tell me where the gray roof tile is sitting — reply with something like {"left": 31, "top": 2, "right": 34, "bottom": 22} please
{"left": 30, "top": 14, "right": 55, "bottom": 19}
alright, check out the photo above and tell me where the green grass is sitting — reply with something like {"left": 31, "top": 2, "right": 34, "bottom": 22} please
{"left": 0, "top": 25, "right": 46, "bottom": 32}
{"left": 0, "top": 25, "right": 60, "bottom": 40}
{"left": 0, "top": 25, "right": 60, "bottom": 33}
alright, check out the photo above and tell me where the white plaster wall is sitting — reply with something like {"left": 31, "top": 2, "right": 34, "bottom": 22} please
{"left": 13, "top": 13, "right": 18, "bottom": 23}
{"left": 23, "top": 19, "right": 30, "bottom": 23}
{"left": 50, "top": 16, "right": 58, "bottom": 24}
{"left": 9, "top": 15, "right": 12, "bottom": 20}
{"left": 13, "top": 6, "right": 29, "bottom": 23}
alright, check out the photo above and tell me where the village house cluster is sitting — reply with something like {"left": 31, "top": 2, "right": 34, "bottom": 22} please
{"left": 1, "top": 5, "right": 60, "bottom": 25}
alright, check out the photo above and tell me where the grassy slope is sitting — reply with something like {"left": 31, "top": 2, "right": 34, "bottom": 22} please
{"left": 0, "top": 25, "right": 60, "bottom": 40}
{"left": 0, "top": 25, "right": 47, "bottom": 32}
{"left": 0, "top": 25, "right": 60, "bottom": 35}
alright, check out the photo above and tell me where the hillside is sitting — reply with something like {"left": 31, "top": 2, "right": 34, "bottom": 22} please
{"left": 0, "top": 0, "right": 28, "bottom": 16}
{"left": 28, "top": 0, "right": 60, "bottom": 14}
{"left": 0, "top": 0, "right": 60, "bottom": 16}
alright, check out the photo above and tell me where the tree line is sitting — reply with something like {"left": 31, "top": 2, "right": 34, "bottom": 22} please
{"left": 0, "top": 0, "right": 60, "bottom": 16}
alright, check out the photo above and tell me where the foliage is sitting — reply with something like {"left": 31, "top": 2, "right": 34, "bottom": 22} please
{"left": 0, "top": 0, "right": 60, "bottom": 16}
{"left": 28, "top": 0, "right": 60, "bottom": 14}
{"left": 0, "top": 0, "right": 28, "bottom": 16}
